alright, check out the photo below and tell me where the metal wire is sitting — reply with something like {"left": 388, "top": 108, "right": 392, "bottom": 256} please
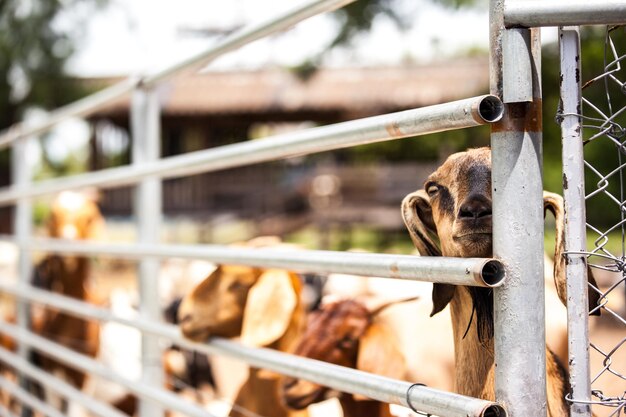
{"left": 558, "top": 25, "right": 626, "bottom": 416}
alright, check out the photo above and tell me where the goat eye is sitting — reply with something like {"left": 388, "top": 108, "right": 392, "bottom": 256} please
{"left": 337, "top": 336, "right": 356, "bottom": 349}
{"left": 228, "top": 281, "right": 245, "bottom": 291}
{"left": 426, "top": 184, "right": 440, "bottom": 196}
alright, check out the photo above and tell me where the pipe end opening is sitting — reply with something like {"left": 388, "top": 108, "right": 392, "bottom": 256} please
{"left": 478, "top": 95, "right": 504, "bottom": 123}
{"left": 481, "top": 260, "right": 505, "bottom": 287}
{"left": 482, "top": 404, "right": 507, "bottom": 417}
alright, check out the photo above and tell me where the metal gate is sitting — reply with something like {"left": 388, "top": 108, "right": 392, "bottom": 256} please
{"left": 0, "top": 1, "right": 624, "bottom": 416}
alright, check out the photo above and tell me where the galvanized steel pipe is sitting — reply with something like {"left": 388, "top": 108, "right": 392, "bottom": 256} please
{"left": 504, "top": 0, "right": 626, "bottom": 27}
{"left": 0, "top": 375, "right": 65, "bottom": 417}
{"left": 204, "top": 339, "right": 506, "bottom": 417}
{"left": 0, "top": 321, "right": 216, "bottom": 417}
{"left": 559, "top": 26, "right": 593, "bottom": 417}
{"left": 0, "top": 346, "right": 128, "bottom": 417}
{"left": 1, "top": 236, "right": 505, "bottom": 287}
{"left": 491, "top": 0, "right": 547, "bottom": 416}
{"left": 11, "top": 131, "right": 33, "bottom": 417}
{"left": 132, "top": 87, "right": 165, "bottom": 417}
{"left": 0, "top": 405, "right": 19, "bottom": 417}
{"left": 0, "top": 295, "right": 505, "bottom": 417}
{"left": 0, "top": 0, "right": 356, "bottom": 149}
{"left": 0, "top": 95, "right": 503, "bottom": 205}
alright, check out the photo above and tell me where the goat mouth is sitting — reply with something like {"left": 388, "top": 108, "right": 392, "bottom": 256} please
{"left": 453, "top": 232, "right": 492, "bottom": 239}
{"left": 283, "top": 389, "right": 327, "bottom": 410}
{"left": 180, "top": 324, "right": 212, "bottom": 341}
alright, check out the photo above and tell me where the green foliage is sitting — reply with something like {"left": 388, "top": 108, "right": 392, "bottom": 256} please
{"left": 0, "top": 0, "right": 106, "bottom": 193}
{"left": 328, "top": 0, "right": 484, "bottom": 50}
{"left": 329, "top": 0, "right": 409, "bottom": 49}
{"left": 0, "top": 0, "right": 105, "bottom": 129}
{"left": 542, "top": 26, "right": 626, "bottom": 229}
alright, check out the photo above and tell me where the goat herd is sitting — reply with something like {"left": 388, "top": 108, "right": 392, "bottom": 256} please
{"left": 0, "top": 148, "right": 603, "bottom": 417}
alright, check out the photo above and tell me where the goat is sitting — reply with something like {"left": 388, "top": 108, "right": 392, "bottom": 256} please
{"left": 178, "top": 263, "right": 309, "bottom": 417}
{"left": 400, "top": 147, "right": 601, "bottom": 416}
{"left": 163, "top": 297, "right": 216, "bottom": 393}
{"left": 30, "top": 191, "right": 103, "bottom": 410}
{"left": 281, "top": 298, "right": 413, "bottom": 417}
{"left": 323, "top": 273, "right": 456, "bottom": 391}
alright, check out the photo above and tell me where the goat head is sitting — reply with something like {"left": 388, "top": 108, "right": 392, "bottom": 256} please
{"left": 401, "top": 147, "right": 600, "bottom": 316}
{"left": 281, "top": 299, "right": 406, "bottom": 409}
{"left": 178, "top": 265, "right": 303, "bottom": 347}
{"left": 48, "top": 191, "right": 104, "bottom": 240}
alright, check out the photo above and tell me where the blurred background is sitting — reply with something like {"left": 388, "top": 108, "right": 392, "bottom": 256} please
{"left": 0, "top": 0, "right": 622, "bottom": 253}
{"left": 0, "top": 2, "right": 624, "bottom": 416}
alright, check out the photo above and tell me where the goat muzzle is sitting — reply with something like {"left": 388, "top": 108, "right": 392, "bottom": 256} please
{"left": 281, "top": 378, "right": 326, "bottom": 410}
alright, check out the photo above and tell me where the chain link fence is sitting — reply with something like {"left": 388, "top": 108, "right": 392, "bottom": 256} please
{"left": 570, "top": 25, "right": 626, "bottom": 417}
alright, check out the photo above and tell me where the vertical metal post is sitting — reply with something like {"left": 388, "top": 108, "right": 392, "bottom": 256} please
{"left": 12, "top": 137, "right": 33, "bottom": 417}
{"left": 490, "top": 0, "right": 547, "bottom": 415}
{"left": 131, "top": 86, "right": 164, "bottom": 417}
{"left": 559, "top": 26, "right": 593, "bottom": 417}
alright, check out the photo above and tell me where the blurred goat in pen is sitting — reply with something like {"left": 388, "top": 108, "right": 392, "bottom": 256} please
{"left": 178, "top": 237, "right": 309, "bottom": 417}
{"left": 400, "top": 147, "right": 601, "bottom": 417}
{"left": 281, "top": 298, "right": 416, "bottom": 417}
{"left": 27, "top": 191, "right": 104, "bottom": 412}
{"left": 278, "top": 268, "right": 456, "bottom": 417}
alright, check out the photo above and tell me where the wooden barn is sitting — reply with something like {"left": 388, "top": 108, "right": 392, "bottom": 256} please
{"left": 85, "top": 57, "right": 489, "bottom": 236}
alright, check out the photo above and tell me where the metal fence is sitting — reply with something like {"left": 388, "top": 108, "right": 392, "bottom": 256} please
{"left": 0, "top": 1, "right": 624, "bottom": 417}
{"left": 559, "top": 25, "right": 626, "bottom": 417}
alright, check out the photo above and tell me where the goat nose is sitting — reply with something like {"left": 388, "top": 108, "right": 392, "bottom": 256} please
{"left": 178, "top": 313, "right": 192, "bottom": 325}
{"left": 458, "top": 198, "right": 492, "bottom": 219}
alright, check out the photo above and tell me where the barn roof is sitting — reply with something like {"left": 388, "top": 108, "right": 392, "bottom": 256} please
{"left": 85, "top": 57, "right": 489, "bottom": 119}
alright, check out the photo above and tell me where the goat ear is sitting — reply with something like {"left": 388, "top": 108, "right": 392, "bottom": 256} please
{"left": 354, "top": 323, "right": 406, "bottom": 400}
{"left": 240, "top": 270, "right": 299, "bottom": 347}
{"left": 401, "top": 190, "right": 441, "bottom": 257}
{"left": 544, "top": 191, "right": 601, "bottom": 316}
{"left": 401, "top": 190, "right": 453, "bottom": 316}
{"left": 431, "top": 284, "right": 456, "bottom": 317}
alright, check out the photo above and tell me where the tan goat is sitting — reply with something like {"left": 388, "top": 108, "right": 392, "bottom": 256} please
{"left": 178, "top": 263, "right": 308, "bottom": 417}
{"left": 400, "top": 147, "right": 600, "bottom": 417}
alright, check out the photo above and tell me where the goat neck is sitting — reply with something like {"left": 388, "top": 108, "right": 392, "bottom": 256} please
{"left": 448, "top": 287, "right": 494, "bottom": 399}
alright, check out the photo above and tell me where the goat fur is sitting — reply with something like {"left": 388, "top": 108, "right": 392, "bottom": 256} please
{"left": 401, "top": 147, "right": 600, "bottom": 417}
{"left": 179, "top": 260, "right": 309, "bottom": 417}
{"left": 281, "top": 298, "right": 412, "bottom": 417}
{"left": 28, "top": 192, "right": 103, "bottom": 411}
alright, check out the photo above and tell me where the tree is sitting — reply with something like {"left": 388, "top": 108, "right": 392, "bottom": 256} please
{"left": 0, "top": 0, "right": 107, "bottom": 232}
{"left": 542, "top": 26, "right": 626, "bottom": 229}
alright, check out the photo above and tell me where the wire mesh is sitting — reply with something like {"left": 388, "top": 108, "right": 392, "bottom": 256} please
{"left": 566, "top": 25, "right": 626, "bottom": 417}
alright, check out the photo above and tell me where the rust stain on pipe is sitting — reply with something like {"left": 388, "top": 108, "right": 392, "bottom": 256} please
{"left": 491, "top": 99, "right": 542, "bottom": 133}
{"left": 385, "top": 121, "right": 403, "bottom": 137}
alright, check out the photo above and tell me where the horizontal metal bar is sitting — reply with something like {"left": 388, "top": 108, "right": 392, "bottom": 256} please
{"left": 205, "top": 339, "right": 505, "bottom": 417}
{"left": 0, "top": 322, "right": 216, "bottom": 417}
{"left": 1, "top": 236, "right": 505, "bottom": 286}
{"left": 0, "top": 375, "right": 65, "bottom": 417}
{"left": 0, "top": 0, "right": 355, "bottom": 149}
{"left": 141, "top": 0, "right": 355, "bottom": 87}
{"left": 0, "top": 346, "right": 128, "bottom": 417}
{"left": 0, "top": 95, "right": 503, "bottom": 205}
{"left": 504, "top": 0, "right": 626, "bottom": 27}
{"left": 0, "top": 405, "right": 19, "bottom": 417}
{"left": 0, "top": 287, "right": 504, "bottom": 417}
{"left": 0, "top": 79, "right": 138, "bottom": 150}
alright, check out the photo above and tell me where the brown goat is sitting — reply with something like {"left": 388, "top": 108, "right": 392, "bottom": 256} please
{"left": 281, "top": 299, "right": 408, "bottom": 417}
{"left": 178, "top": 264, "right": 308, "bottom": 417}
{"left": 401, "top": 147, "right": 601, "bottom": 417}
{"left": 30, "top": 192, "right": 103, "bottom": 408}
